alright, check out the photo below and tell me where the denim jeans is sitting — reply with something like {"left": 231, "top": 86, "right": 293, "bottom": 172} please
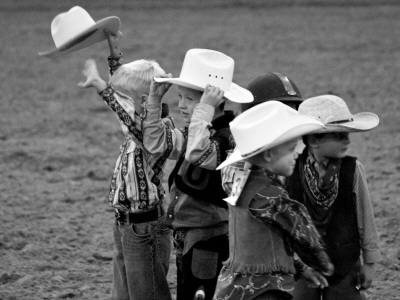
{"left": 111, "top": 218, "right": 172, "bottom": 300}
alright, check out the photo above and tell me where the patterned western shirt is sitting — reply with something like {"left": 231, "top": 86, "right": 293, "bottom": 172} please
{"left": 97, "top": 54, "right": 173, "bottom": 212}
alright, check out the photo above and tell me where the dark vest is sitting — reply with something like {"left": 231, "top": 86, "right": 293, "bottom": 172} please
{"left": 286, "top": 151, "right": 360, "bottom": 277}
{"left": 227, "top": 171, "right": 295, "bottom": 275}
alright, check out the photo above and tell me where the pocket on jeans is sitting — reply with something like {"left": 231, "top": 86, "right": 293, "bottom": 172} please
{"left": 130, "top": 222, "right": 151, "bottom": 238}
{"left": 156, "top": 220, "right": 172, "bottom": 235}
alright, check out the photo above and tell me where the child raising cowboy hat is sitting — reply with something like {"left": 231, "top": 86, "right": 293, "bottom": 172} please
{"left": 213, "top": 100, "right": 334, "bottom": 300}
{"left": 142, "top": 48, "right": 253, "bottom": 300}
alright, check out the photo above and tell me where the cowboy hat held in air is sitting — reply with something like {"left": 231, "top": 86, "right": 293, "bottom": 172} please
{"left": 38, "top": 6, "right": 120, "bottom": 58}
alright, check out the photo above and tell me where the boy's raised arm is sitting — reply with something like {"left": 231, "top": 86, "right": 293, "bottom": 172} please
{"left": 185, "top": 85, "right": 230, "bottom": 170}
{"left": 104, "top": 29, "right": 123, "bottom": 75}
{"left": 142, "top": 78, "right": 185, "bottom": 159}
{"left": 78, "top": 59, "right": 144, "bottom": 144}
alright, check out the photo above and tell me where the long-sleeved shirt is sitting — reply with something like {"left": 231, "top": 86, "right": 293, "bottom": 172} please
{"left": 97, "top": 55, "right": 173, "bottom": 212}
{"left": 142, "top": 100, "right": 234, "bottom": 252}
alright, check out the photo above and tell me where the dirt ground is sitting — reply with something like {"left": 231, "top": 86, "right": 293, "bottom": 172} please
{"left": 0, "top": 1, "right": 399, "bottom": 299}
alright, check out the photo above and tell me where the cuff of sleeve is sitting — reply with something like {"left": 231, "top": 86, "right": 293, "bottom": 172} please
{"left": 363, "top": 249, "right": 381, "bottom": 264}
{"left": 107, "top": 52, "right": 123, "bottom": 61}
{"left": 192, "top": 103, "right": 215, "bottom": 123}
{"left": 98, "top": 85, "right": 114, "bottom": 98}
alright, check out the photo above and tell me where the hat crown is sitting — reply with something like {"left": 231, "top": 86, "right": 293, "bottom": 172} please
{"left": 179, "top": 49, "right": 234, "bottom": 91}
{"left": 51, "top": 6, "right": 96, "bottom": 48}
{"left": 299, "top": 95, "right": 353, "bottom": 124}
{"left": 243, "top": 72, "right": 302, "bottom": 111}
{"left": 231, "top": 101, "right": 324, "bottom": 157}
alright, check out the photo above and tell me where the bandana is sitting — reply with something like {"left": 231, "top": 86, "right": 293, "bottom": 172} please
{"left": 252, "top": 166, "right": 284, "bottom": 189}
{"left": 303, "top": 150, "right": 340, "bottom": 209}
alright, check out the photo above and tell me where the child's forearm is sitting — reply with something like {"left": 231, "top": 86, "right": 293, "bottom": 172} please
{"left": 98, "top": 86, "right": 144, "bottom": 143}
{"left": 185, "top": 103, "right": 219, "bottom": 168}
{"left": 142, "top": 102, "right": 184, "bottom": 159}
{"left": 108, "top": 53, "right": 123, "bottom": 76}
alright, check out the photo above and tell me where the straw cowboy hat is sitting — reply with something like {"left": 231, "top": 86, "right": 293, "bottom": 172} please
{"left": 154, "top": 49, "right": 254, "bottom": 103}
{"left": 217, "top": 101, "right": 325, "bottom": 170}
{"left": 298, "top": 95, "right": 379, "bottom": 133}
{"left": 38, "top": 6, "right": 120, "bottom": 58}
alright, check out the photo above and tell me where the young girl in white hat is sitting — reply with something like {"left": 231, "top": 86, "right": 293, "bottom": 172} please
{"left": 213, "top": 101, "right": 333, "bottom": 300}
{"left": 286, "top": 95, "right": 380, "bottom": 300}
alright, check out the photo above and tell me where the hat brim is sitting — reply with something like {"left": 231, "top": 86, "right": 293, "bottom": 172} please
{"left": 154, "top": 77, "right": 253, "bottom": 103}
{"left": 217, "top": 117, "right": 325, "bottom": 170}
{"left": 38, "top": 16, "right": 121, "bottom": 58}
{"left": 312, "top": 112, "right": 379, "bottom": 133}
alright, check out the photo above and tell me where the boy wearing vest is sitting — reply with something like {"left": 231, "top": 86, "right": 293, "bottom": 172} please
{"left": 213, "top": 101, "right": 334, "bottom": 300}
{"left": 222, "top": 72, "right": 304, "bottom": 193}
{"left": 143, "top": 49, "right": 253, "bottom": 300}
{"left": 286, "top": 95, "right": 381, "bottom": 300}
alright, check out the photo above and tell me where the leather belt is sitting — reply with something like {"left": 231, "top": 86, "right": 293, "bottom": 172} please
{"left": 115, "top": 205, "right": 163, "bottom": 225}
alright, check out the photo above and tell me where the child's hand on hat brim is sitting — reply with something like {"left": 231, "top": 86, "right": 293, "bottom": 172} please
{"left": 78, "top": 59, "right": 107, "bottom": 92}
{"left": 200, "top": 84, "right": 226, "bottom": 108}
{"left": 148, "top": 74, "right": 173, "bottom": 104}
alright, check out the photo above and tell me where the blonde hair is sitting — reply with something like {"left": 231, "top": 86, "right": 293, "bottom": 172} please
{"left": 110, "top": 59, "right": 165, "bottom": 98}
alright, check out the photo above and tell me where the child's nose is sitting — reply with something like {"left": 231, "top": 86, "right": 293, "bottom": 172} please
{"left": 178, "top": 99, "right": 186, "bottom": 108}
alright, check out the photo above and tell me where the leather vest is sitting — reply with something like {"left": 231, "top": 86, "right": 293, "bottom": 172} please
{"left": 286, "top": 152, "right": 360, "bottom": 276}
{"left": 226, "top": 171, "right": 296, "bottom": 275}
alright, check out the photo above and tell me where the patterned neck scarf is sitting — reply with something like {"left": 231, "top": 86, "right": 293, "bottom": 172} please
{"left": 252, "top": 166, "right": 285, "bottom": 189}
{"left": 303, "top": 150, "right": 341, "bottom": 209}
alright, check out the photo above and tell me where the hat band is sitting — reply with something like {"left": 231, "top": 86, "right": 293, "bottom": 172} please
{"left": 241, "top": 144, "right": 268, "bottom": 159}
{"left": 327, "top": 117, "right": 354, "bottom": 124}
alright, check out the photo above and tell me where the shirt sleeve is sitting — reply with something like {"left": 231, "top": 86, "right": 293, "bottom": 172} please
{"left": 249, "top": 192, "right": 333, "bottom": 275}
{"left": 98, "top": 86, "right": 143, "bottom": 145}
{"left": 142, "top": 101, "right": 185, "bottom": 160}
{"left": 221, "top": 160, "right": 246, "bottom": 195}
{"left": 108, "top": 53, "right": 123, "bottom": 76}
{"left": 185, "top": 103, "right": 231, "bottom": 170}
{"left": 354, "top": 160, "right": 381, "bottom": 264}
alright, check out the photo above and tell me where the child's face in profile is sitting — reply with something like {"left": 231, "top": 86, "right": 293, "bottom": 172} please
{"left": 314, "top": 132, "right": 350, "bottom": 160}
{"left": 177, "top": 86, "right": 202, "bottom": 126}
{"left": 268, "top": 138, "right": 300, "bottom": 177}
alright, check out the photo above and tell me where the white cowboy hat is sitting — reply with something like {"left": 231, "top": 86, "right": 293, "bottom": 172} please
{"left": 38, "top": 6, "right": 120, "bottom": 58}
{"left": 154, "top": 49, "right": 254, "bottom": 103}
{"left": 298, "top": 95, "right": 379, "bottom": 133}
{"left": 217, "top": 101, "right": 325, "bottom": 170}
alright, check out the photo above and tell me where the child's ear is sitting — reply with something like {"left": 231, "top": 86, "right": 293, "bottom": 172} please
{"left": 262, "top": 149, "right": 273, "bottom": 163}
{"left": 307, "top": 135, "right": 319, "bottom": 148}
{"left": 141, "top": 94, "right": 149, "bottom": 103}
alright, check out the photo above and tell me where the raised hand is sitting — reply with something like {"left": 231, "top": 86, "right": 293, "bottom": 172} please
{"left": 104, "top": 28, "right": 122, "bottom": 57}
{"left": 200, "top": 85, "right": 226, "bottom": 108}
{"left": 78, "top": 59, "right": 107, "bottom": 92}
{"left": 148, "top": 74, "right": 173, "bottom": 104}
